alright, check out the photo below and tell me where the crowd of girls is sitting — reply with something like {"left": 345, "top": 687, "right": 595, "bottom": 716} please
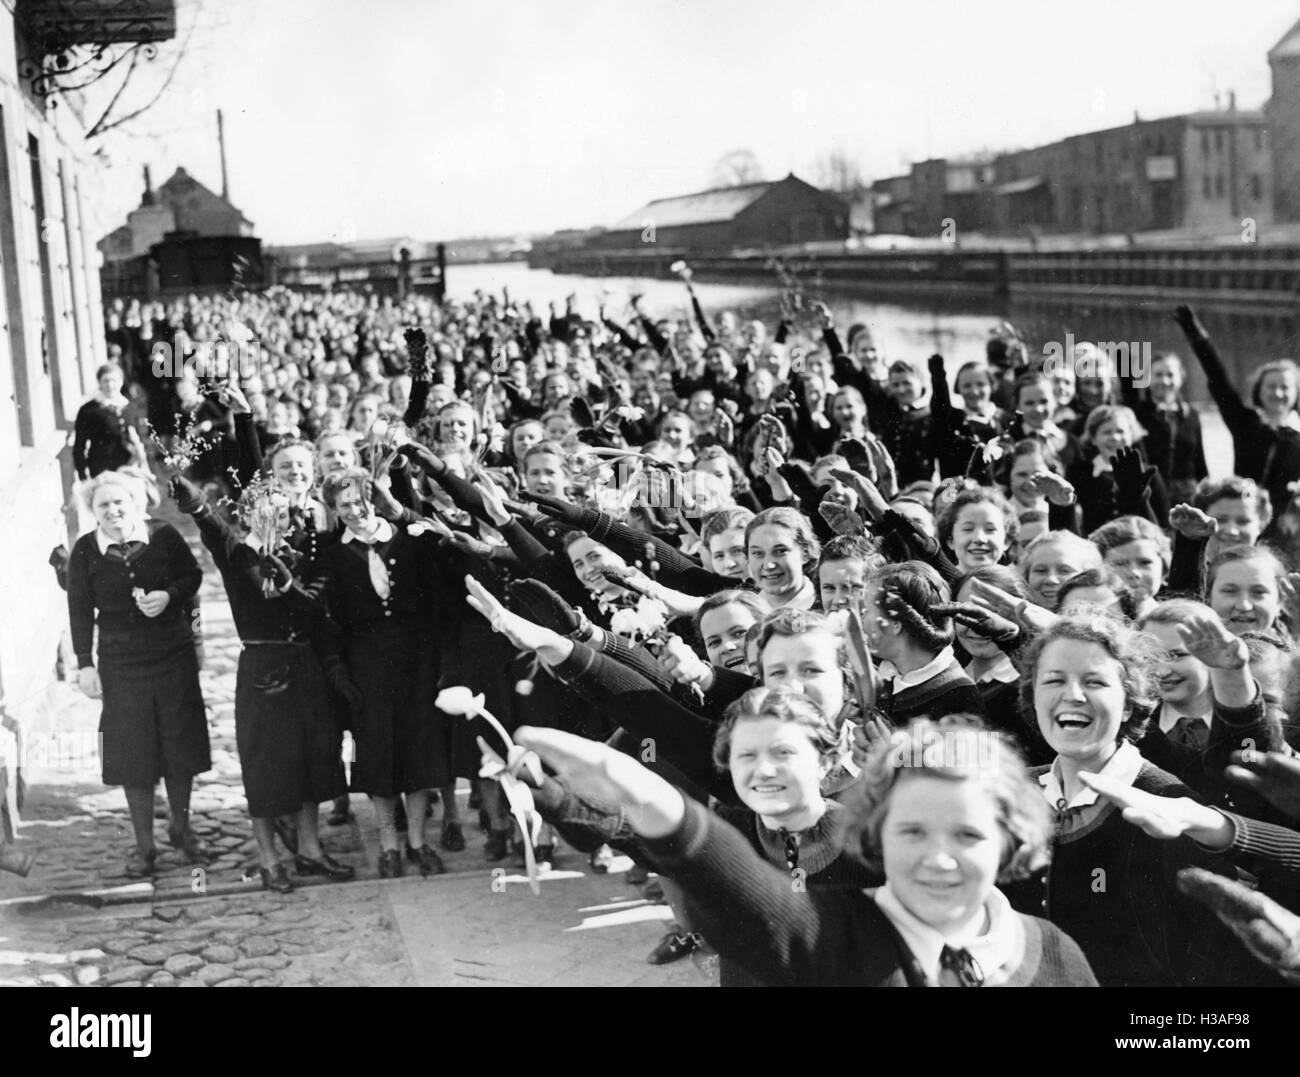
{"left": 40, "top": 278, "right": 1300, "bottom": 989}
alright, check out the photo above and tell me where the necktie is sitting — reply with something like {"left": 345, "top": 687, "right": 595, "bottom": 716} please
{"left": 367, "top": 545, "right": 390, "bottom": 600}
{"left": 108, "top": 541, "right": 146, "bottom": 562}
{"left": 939, "top": 945, "right": 984, "bottom": 987}
{"left": 1167, "top": 715, "right": 1208, "bottom": 753}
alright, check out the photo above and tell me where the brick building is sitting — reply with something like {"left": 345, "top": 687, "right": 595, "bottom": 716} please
{"left": 1267, "top": 16, "right": 1300, "bottom": 222}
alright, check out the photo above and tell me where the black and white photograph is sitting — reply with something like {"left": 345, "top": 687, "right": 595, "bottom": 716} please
{"left": 1, "top": 0, "right": 1299, "bottom": 1027}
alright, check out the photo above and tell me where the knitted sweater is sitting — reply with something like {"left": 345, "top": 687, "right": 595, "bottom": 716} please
{"left": 1009, "top": 760, "right": 1278, "bottom": 986}
{"left": 639, "top": 799, "right": 1097, "bottom": 986}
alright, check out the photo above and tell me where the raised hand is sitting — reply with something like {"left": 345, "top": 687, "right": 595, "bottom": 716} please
{"left": 513, "top": 726, "right": 687, "bottom": 839}
{"left": 812, "top": 300, "right": 835, "bottom": 332}
{"left": 465, "top": 575, "right": 571, "bottom": 662}
{"left": 1028, "top": 470, "right": 1076, "bottom": 506}
{"left": 1111, "top": 446, "right": 1157, "bottom": 498}
{"left": 1176, "top": 868, "right": 1300, "bottom": 984}
{"left": 930, "top": 601, "right": 1021, "bottom": 644}
{"left": 1176, "top": 609, "right": 1249, "bottom": 670}
{"left": 1173, "top": 305, "right": 1207, "bottom": 340}
{"left": 659, "top": 633, "right": 712, "bottom": 689}
{"left": 966, "top": 577, "right": 1058, "bottom": 635}
{"left": 1169, "top": 503, "right": 1217, "bottom": 540}
{"left": 476, "top": 476, "right": 512, "bottom": 527}
{"left": 1079, "top": 771, "right": 1233, "bottom": 848}
{"left": 818, "top": 494, "right": 864, "bottom": 537}
{"left": 830, "top": 468, "right": 888, "bottom": 524}
{"left": 507, "top": 579, "right": 586, "bottom": 638}
{"left": 1224, "top": 750, "right": 1300, "bottom": 822}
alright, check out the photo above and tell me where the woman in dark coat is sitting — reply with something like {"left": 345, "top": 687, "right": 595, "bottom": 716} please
{"left": 66, "top": 470, "right": 210, "bottom": 878}
{"left": 315, "top": 467, "right": 453, "bottom": 878}
{"left": 170, "top": 474, "right": 353, "bottom": 892}
{"left": 72, "top": 363, "right": 143, "bottom": 481}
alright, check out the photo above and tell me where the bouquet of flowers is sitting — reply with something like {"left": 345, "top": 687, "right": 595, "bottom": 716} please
{"left": 366, "top": 417, "right": 408, "bottom": 480}
{"left": 404, "top": 326, "right": 431, "bottom": 383}
{"left": 235, "top": 474, "right": 292, "bottom": 595}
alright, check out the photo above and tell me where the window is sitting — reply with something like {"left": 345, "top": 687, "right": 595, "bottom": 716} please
{"left": 1251, "top": 174, "right": 1263, "bottom": 200}
{"left": 1215, "top": 130, "right": 1224, "bottom": 153}
{"left": 1215, "top": 174, "right": 1225, "bottom": 197}
{"left": 1203, "top": 174, "right": 1212, "bottom": 198}
{"left": 1201, "top": 130, "right": 1209, "bottom": 155}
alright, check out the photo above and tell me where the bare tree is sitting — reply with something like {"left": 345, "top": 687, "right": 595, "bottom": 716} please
{"left": 817, "top": 149, "right": 867, "bottom": 197}
{"left": 712, "top": 150, "right": 764, "bottom": 187}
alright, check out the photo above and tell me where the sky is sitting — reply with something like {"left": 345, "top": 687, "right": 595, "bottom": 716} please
{"left": 86, "top": 0, "right": 1300, "bottom": 245}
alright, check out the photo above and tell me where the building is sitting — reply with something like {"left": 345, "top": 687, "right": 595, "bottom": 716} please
{"left": 909, "top": 156, "right": 996, "bottom": 239}
{"left": 870, "top": 174, "right": 914, "bottom": 235}
{"left": 584, "top": 174, "right": 849, "bottom": 251}
{"left": 1267, "top": 16, "right": 1300, "bottom": 222}
{"left": 99, "top": 166, "right": 263, "bottom": 297}
{"left": 0, "top": 4, "right": 174, "bottom": 755}
{"left": 267, "top": 237, "right": 444, "bottom": 298}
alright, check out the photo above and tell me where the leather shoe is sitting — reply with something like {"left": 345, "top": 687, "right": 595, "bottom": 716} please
{"left": 294, "top": 852, "right": 356, "bottom": 880}
{"left": 377, "top": 849, "right": 403, "bottom": 878}
{"left": 327, "top": 797, "right": 352, "bottom": 826}
{"left": 406, "top": 843, "right": 446, "bottom": 877}
{"left": 124, "top": 847, "right": 156, "bottom": 878}
{"left": 167, "top": 825, "right": 209, "bottom": 863}
{"left": 484, "top": 830, "right": 510, "bottom": 862}
{"left": 440, "top": 820, "right": 465, "bottom": 852}
{"left": 259, "top": 863, "right": 294, "bottom": 893}
{"left": 647, "top": 930, "right": 700, "bottom": 965}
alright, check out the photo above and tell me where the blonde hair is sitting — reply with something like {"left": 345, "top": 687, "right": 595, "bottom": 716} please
{"left": 82, "top": 469, "right": 148, "bottom": 514}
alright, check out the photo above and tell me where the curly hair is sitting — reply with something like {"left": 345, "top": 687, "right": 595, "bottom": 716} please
{"left": 935, "top": 486, "right": 1018, "bottom": 560}
{"left": 818, "top": 533, "right": 883, "bottom": 575}
{"left": 839, "top": 716, "right": 1052, "bottom": 882}
{"left": 1089, "top": 515, "right": 1171, "bottom": 571}
{"left": 1082, "top": 404, "right": 1145, "bottom": 446}
{"left": 1017, "top": 615, "right": 1158, "bottom": 744}
{"left": 700, "top": 506, "right": 755, "bottom": 547}
{"left": 1204, "top": 544, "right": 1288, "bottom": 597}
{"left": 711, "top": 687, "right": 840, "bottom": 773}
{"left": 1056, "top": 566, "right": 1141, "bottom": 622}
{"left": 1191, "top": 476, "right": 1273, "bottom": 524}
{"left": 871, "top": 561, "right": 955, "bottom": 652}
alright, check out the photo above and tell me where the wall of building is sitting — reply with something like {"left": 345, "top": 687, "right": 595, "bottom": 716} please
{"left": 1181, "top": 118, "right": 1273, "bottom": 232}
{"left": 0, "top": 9, "right": 112, "bottom": 738}
{"left": 730, "top": 180, "right": 848, "bottom": 245}
{"left": 1269, "top": 52, "right": 1300, "bottom": 222}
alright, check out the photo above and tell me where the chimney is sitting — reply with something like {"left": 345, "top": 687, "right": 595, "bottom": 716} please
{"left": 142, "top": 165, "right": 154, "bottom": 206}
{"left": 217, "top": 109, "right": 229, "bottom": 200}
{"left": 1228, "top": 90, "right": 1237, "bottom": 111}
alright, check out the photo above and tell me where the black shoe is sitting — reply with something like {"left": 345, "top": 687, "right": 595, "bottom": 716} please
{"left": 259, "top": 863, "right": 294, "bottom": 893}
{"left": 378, "top": 849, "right": 404, "bottom": 878}
{"left": 647, "top": 930, "right": 699, "bottom": 965}
{"left": 534, "top": 844, "right": 555, "bottom": 868}
{"left": 440, "top": 820, "right": 465, "bottom": 852}
{"left": 627, "top": 862, "right": 649, "bottom": 885}
{"left": 167, "top": 826, "right": 209, "bottom": 864}
{"left": 294, "top": 852, "right": 356, "bottom": 880}
{"left": 327, "top": 797, "right": 352, "bottom": 826}
{"left": 406, "top": 843, "right": 446, "bottom": 877}
{"left": 272, "top": 817, "right": 300, "bottom": 855}
{"left": 484, "top": 830, "right": 510, "bottom": 862}
{"left": 124, "top": 847, "right": 156, "bottom": 879}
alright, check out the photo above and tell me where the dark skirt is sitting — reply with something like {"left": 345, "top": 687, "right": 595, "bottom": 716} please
{"left": 345, "top": 620, "right": 451, "bottom": 796}
{"left": 235, "top": 643, "right": 347, "bottom": 817}
{"left": 98, "top": 636, "right": 210, "bottom": 787}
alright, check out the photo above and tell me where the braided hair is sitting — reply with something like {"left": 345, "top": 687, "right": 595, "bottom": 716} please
{"left": 871, "top": 560, "right": 955, "bottom": 652}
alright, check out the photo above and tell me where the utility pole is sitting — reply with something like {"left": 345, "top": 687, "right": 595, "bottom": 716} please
{"left": 217, "top": 109, "right": 230, "bottom": 200}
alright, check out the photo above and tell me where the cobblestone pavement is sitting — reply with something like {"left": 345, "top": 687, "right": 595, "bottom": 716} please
{"left": 1, "top": 500, "right": 708, "bottom": 987}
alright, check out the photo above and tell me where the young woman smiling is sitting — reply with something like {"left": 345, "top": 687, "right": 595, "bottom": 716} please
{"left": 505, "top": 718, "right": 1096, "bottom": 986}
{"left": 935, "top": 487, "right": 1018, "bottom": 575}
{"left": 745, "top": 507, "right": 819, "bottom": 612}
{"left": 1011, "top": 614, "right": 1274, "bottom": 985}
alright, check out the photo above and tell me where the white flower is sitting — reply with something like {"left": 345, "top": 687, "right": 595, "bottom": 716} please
{"left": 609, "top": 608, "right": 642, "bottom": 638}
{"left": 614, "top": 405, "right": 645, "bottom": 423}
{"left": 435, "top": 686, "right": 485, "bottom": 717}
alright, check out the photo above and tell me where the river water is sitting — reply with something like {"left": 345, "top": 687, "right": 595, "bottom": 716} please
{"left": 445, "top": 261, "right": 1297, "bottom": 479}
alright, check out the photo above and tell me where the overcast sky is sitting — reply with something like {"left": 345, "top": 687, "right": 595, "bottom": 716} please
{"left": 90, "top": 0, "right": 1299, "bottom": 244}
